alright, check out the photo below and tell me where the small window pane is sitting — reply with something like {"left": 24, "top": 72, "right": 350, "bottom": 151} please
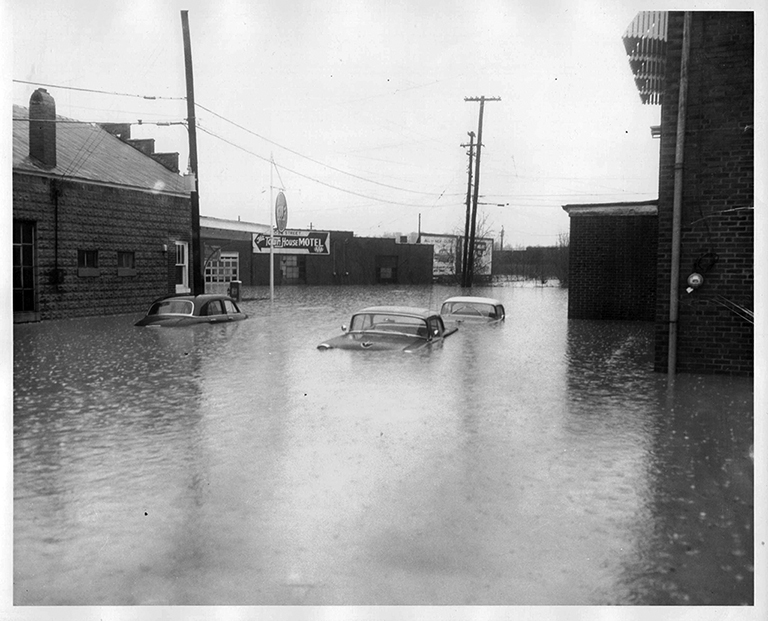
{"left": 78, "top": 250, "right": 98, "bottom": 268}
{"left": 118, "top": 251, "right": 135, "bottom": 269}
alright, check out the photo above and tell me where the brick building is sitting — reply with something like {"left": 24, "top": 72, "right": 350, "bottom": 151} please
{"left": 200, "top": 216, "right": 434, "bottom": 287}
{"left": 563, "top": 201, "right": 658, "bottom": 320}
{"left": 650, "top": 12, "right": 754, "bottom": 375}
{"left": 565, "top": 11, "right": 753, "bottom": 375}
{"left": 12, "top": 89, "right": 192, "bottom": 322}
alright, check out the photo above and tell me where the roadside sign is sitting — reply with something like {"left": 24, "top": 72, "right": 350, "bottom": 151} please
{"left": 253, "top": 230, "right": 330, "bottom": 255}
{"left": 275, "top": 191, "right": 288, "bottom": 233}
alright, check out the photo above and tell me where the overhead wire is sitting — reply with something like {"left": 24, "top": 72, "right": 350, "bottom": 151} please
{"left": 196, "top": 122, "right": 443, "bottom": 208}
{"left": 13, "top": 79, "right": 185, "bottom": 101}
{"left": 195, "top": 102, "right": 463, "bottom": 197}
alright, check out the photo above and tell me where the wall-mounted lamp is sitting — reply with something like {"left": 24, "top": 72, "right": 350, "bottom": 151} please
{"left": 686, "top": 272, "right": 704, "bottom": 293}
{"left": 162, "top": 244, "right": 168, "bottom": 254}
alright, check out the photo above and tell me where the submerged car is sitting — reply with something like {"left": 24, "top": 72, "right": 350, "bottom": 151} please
{"left": 317, "top": 306, "right": 457, "bottom": 352}
{"left": 440, "top": 296, "right": 505, "bottom": 324}
{"left": 135, "top": 294, "right": 247, "bottom": 327}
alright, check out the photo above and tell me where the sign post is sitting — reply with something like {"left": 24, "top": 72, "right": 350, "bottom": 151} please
{"left": 269, "top": 157, "right": 274, "bottom": 302}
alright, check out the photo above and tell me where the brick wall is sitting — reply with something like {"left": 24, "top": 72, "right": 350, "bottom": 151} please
{"left": 655, "top": 12, "right": 754, "bottom": 375}
{"left": 13, "top": 172, "right": 192, "bottom": 320}
{"left": 567, "top": 214, "right": 658, "bottom": 320}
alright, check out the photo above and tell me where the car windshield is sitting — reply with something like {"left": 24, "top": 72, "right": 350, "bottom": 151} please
{"left": 441, "top": 302, "right": 497, "bottom": 318}
{"left": 349, "top": 313, "right": 428, "bottom": 337}
{"left": 147, "top": 300, "right": 195, "bottom": 316}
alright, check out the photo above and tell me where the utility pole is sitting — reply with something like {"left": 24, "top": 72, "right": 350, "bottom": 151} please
{"left": 464, "top": 96, "right": 500, "bottom": 288}
{"left": 460, "top": 132, "right": 475, "bottom": 287}
{"left": 181, "top": 11, "right": 204, "bottom": 295}
{"left": 500, "top": 225, "right": 504, "bottom": 250}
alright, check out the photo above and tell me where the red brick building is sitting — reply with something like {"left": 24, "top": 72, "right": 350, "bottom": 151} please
{"left": 12, "top": 89, "right": 192, "bottom": 322}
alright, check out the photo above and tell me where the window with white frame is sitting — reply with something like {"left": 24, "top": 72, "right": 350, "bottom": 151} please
{"left": 175, "top": 241, "right": 189, "bottom": 293}
{"left": 205, "top": 251, "right": 239, "bottom": 283}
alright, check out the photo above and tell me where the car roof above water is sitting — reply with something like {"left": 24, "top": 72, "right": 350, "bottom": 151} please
{"left": 353, "top": 306, "right": 435, "bottom": 318}
{"left": 442, "top": 296, "right": 503, "bottom": 306}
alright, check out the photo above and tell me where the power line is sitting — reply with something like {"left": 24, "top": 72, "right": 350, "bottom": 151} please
{"left": 195, "top": 102, "right": 462, "bottom": 197}
{"left": 196, "top": 123, "right": 444, "bottom": 208}
{"left": 12, "top": 117, "right": 185, "bottom": 126}
{"left": 13, "top": 79, "right": 185, "bottom": 101}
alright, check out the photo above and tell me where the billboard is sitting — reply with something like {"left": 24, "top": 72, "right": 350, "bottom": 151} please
{"left": 419, "top": 234, "right": 494, "bottom": 277}
{"left": 419, "top": 233, "right": 459, "bottom": 276}
{"left": 466, "top": 237, "right": 494, "bottom": 275}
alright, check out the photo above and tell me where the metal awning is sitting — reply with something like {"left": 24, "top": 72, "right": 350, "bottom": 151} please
{"left": 623, "top": 11, "right": 668, "bottom": 105}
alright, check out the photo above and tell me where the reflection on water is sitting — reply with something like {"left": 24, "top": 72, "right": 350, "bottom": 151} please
{"left": 13, "top": 283, "right": 753, "bottom": 605}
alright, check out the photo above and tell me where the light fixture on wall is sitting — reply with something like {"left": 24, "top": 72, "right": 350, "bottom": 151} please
{"left": 686, "top": 272, "right": 704, "bottom": 293}
{"left": 162, "top": 244, "right": 168, "bottom": 254}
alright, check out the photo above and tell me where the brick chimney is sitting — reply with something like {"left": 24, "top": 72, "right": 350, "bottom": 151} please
{"left": 29, "top": 88, "right": 57, "bottom": 169}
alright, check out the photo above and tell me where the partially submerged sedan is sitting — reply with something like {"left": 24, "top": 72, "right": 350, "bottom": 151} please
{"left": 135, "top": 294, "right": 247, "bottom": 327}
{"left": 317, "top": 306, "right": 457, "bottom": 352}
{"left": 440, "top": 296, "right": 505, "bottom": 324}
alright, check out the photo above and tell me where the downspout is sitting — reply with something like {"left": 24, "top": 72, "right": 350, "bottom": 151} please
{"left": 667, "top": 11, "right": 692, "bottom": 376}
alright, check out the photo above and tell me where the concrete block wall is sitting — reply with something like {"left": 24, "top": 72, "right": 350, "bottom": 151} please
{"left": 568, "top": 214, "right": 658, "bottom": 320}
{"left": 13, "top": 172, "right": 191, "bottom": 320}
{"left": 655, "top": 12, "right": 754, "bottom": 375}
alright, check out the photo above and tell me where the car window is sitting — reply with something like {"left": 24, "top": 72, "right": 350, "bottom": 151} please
{"left": 350, "top": 314, "right": 374, "bottom": 331}
{"left": 202, "top": 300, "right": 225, "bottom": 316}
{"left": 223, "top": 300, "right": 240, "bottom": 314}
{"left": 148, "top": 300, "right": 194, "bottom": 316}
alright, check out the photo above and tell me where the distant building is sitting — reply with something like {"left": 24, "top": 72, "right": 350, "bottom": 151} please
{"left": 200, "top": 218, "right": 434, "bottom": 287}
{"left": 564, "top": 11, "right": 754, "bottom": 376}
{"left": 12, "top": 89, "right": 191, "bottom": 322}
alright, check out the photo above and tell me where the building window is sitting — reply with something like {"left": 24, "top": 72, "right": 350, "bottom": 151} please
{"left": 205, "top": 251, "right": 239, "bottom": 283}
{"left": 117, "top": 251, "right": 136, "bottom": 276}
{"left": 376, "top": 255, "right": 398, "bottom": 283}
{"left": 13, "top": 220, "right": 36, "bottom": 313}
{"left": 175, "top": 241, "right": 190, "bottom": 293}
{"left": 78, "top": 249, "right": 100, "bottom": 277}
{"left": 280, "top": 255, "right": 306, "bottom": 284}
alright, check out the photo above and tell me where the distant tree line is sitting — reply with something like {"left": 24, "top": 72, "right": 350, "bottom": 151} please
{"left": 492, "top": 234, "right": 569, "bottom": 287}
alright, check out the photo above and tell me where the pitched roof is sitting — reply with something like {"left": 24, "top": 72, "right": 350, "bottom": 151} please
{"left": 12, "top": 104, "right": 188, "bottom": 196}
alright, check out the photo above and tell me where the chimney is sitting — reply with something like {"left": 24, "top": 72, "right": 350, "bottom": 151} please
{"left": 29, "top": 88, "right": 57, "bottom": 169}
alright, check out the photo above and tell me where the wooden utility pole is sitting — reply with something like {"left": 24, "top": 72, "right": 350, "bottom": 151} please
{"left": 181, "top": 10, "right": 204, "bottom": 295}
{"left": 464, "top": 96, "right": 500, "bottom": 288}
{"left": 460, "top": 132, "right": 475, "bottom": 287}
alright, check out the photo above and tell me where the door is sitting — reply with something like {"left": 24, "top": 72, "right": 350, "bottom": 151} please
{"left": 13, "top": 220, "right": 38, "bottom": 322}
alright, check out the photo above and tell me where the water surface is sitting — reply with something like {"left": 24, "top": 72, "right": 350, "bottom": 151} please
{"left": 13, "top": 283, "right": 753, "bottom": 605}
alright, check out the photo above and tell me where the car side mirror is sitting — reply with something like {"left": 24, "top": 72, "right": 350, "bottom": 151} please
{"left": 342, "top": 324, "right": 348, "bottom": 332}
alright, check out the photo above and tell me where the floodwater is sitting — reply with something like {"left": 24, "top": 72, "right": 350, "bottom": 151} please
{"left": 13, "top": 282, "right": 754, "bottom": 606}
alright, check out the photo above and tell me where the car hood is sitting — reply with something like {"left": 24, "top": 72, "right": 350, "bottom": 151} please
{"left": 317, "top": 332, "right": 429, "bottom": 352}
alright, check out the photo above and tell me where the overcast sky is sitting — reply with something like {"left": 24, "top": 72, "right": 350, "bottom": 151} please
{"left": 7, "top": 0, "right": 761, "bottom": 248}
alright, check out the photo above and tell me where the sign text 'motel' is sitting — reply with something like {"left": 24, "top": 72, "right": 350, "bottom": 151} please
{"left": 252, "top": 230, "right": 330, "bottom": 255}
